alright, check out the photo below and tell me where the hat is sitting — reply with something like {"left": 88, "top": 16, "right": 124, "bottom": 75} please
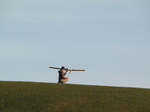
{"left": 61, "top": 66, "right": 65, "bottom": 69}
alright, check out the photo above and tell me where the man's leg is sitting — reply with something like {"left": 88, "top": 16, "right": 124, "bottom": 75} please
{"left": 60, "top": 79, "right": 68, "bottom": 84}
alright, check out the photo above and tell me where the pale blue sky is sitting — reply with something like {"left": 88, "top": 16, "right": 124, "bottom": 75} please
{"left": 0, "top": 0, "right": 150, "bottom": 88}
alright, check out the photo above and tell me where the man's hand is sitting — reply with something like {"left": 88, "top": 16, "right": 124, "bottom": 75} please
{"left": 66, "top": 69, "right": 69, "bottom": 72}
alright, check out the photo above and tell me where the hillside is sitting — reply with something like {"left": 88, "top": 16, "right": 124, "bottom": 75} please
{"left": 0, "top": 81, "right": 150, "bottom": 112}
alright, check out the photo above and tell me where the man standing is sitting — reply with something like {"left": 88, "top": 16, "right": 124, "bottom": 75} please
{"left": 58, "top": 66, "right": 68, "bottom": 84}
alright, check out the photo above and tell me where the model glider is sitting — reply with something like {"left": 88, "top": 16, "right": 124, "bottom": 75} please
{"left": 49, "top": 66, "right": 85, "bottom": 72}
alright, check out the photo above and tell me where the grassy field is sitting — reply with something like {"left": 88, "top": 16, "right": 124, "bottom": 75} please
{"left": 0, "top": 81, "right": 150, "bottom": 112}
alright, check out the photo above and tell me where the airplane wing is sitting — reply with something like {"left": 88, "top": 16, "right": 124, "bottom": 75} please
{"left": 49, "top": 66, "right": 85, "bottom": 71}
{"left": 69, "top": 69, "right": 85, "bottom": 71}
{"left": 49, "top": 66, "right": 61, "bottom": 69}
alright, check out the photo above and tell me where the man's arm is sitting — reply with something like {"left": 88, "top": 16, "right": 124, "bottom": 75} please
{"left": 61, "top": 71, "right": 68, "bottom": 79}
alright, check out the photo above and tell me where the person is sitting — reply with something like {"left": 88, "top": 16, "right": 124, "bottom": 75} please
{"left": 58, "top": 66, "right": 68, "bottom": 84}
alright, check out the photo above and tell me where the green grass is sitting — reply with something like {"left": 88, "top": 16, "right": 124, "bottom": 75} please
{"left": 0, "top": 81, "right": 150, "bottom": 112}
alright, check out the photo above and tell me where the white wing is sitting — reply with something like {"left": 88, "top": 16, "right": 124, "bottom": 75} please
{"left": 49, "top": 66, "right": 61, "bottom": 69}
{"left": 69, "top": 69, "right": 85, "bottom": 71}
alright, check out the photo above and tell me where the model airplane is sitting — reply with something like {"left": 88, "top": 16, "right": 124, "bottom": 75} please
{"left": 49, "top": 66, "right": 85, "bottom": 83}
{"left": 49, "top": 66, "right": 85, "bottom": 73}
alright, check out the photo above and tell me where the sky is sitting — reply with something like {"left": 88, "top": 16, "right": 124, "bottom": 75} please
{"left": 0, "top": 0, "right": 150, "bottom": 89}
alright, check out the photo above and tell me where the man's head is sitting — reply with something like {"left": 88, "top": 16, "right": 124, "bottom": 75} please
{"left": 61, "top": 66, "right": 65, "bottom": 70}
